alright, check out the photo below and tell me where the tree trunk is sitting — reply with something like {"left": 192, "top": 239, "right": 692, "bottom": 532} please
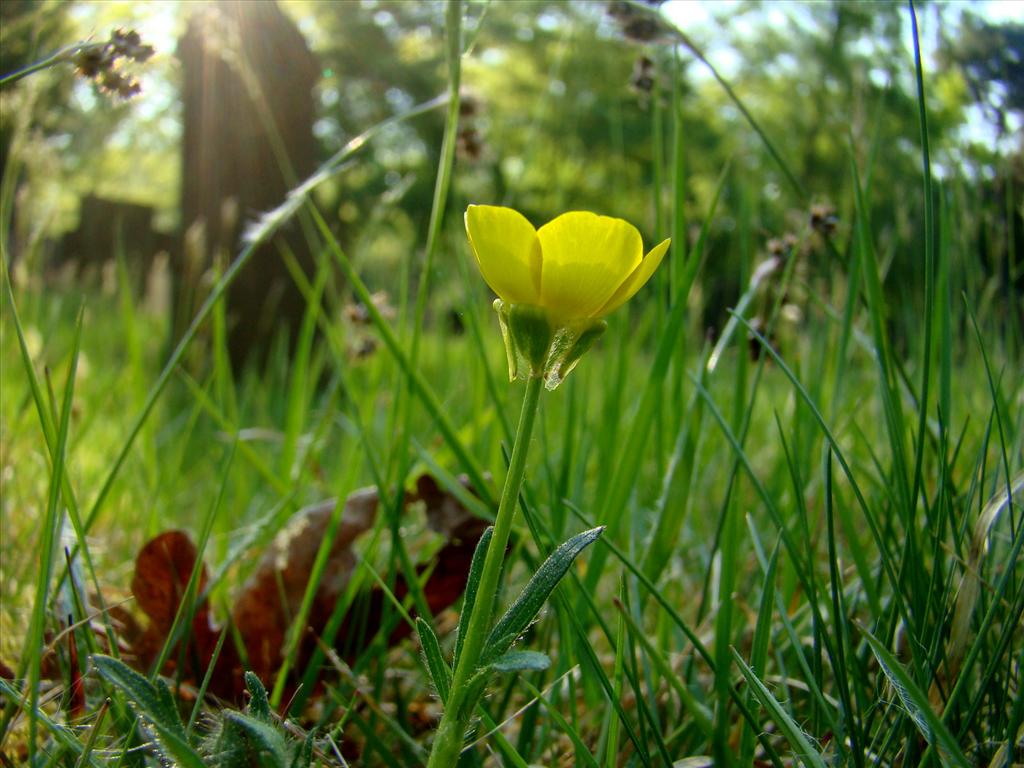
{"left": 176, "top": 0, "right": 319, "bottom": 369}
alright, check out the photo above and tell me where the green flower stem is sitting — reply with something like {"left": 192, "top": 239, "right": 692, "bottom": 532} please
{"left": 426, "top": 375, "right": 544, "bottom": 767}
{"left": 0, "top": 47, "right": 72, "bottom": 87}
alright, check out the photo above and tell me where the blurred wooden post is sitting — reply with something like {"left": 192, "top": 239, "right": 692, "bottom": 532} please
{"left": 176, "top": 0, "right": 319, "bottom": 368}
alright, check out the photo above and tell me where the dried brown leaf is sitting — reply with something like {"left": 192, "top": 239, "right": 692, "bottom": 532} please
{"left": 113, "top": 474, "right": 486, "bottom": 705}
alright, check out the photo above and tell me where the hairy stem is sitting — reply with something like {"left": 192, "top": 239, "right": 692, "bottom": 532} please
{"left": 426, "top": 374, "right": 544, "bottom": 767}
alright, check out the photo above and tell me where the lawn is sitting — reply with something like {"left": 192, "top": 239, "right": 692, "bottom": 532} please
{"left": 1, "top": 1, "right": 1022, "bottom": 765}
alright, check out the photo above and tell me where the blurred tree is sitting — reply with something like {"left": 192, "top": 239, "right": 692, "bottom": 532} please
{"left": 0, "top": 1, "right": 74, "bottom": 175}
{"left": 176, "top": 0, "right": 319, "bottom": 368}
{"left": 1, "top": 1, "right": 177, "bottom": 277}
{"left": 286, "top": 0, "right": 672, "bottom": 298}
{"left": 3, "top": 0, "right": 1012, "bottom": 343}
{"left": 1, "top": 0, "right": 76, "bottom": 269}
{"left": 943, "top": 14, "right": 1024, "bottom": 139}
{"left": 281, "top": 0, "right": 451, "bottom": 284}
{"left": 656, "top": 1, "right": 979, "bottom": 330}
{"left": 942, "top": 14, "right": 1024, "bottom": 320}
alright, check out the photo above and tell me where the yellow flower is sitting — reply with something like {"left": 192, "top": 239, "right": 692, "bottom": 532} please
{"left": 465, "top": 205, "right": 670, "bottom": 323}
{"left": 465, "top": 205, "right": 670, "bottom": 388}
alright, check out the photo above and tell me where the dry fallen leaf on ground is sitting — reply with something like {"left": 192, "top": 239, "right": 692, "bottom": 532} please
{"left": 118, "top": 473, "right": 487, "bottom": 703}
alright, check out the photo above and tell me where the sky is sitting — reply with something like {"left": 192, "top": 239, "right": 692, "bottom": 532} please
{"left": 661, "top": 0, "right": 1022, "bottom": 78}
{"left": 660, "top": 0, "right": 1022, "bottom": 151}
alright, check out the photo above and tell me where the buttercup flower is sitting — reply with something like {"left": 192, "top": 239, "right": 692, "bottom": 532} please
{"left": 466, "top": 205, "right": 670, "bottom": 389}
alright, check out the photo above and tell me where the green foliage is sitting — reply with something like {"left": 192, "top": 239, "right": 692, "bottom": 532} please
{"left": 944, "top": 12, "right": 1024, "bottom": 124}
{"left": 490, "top": 650, "right": 552, "bottom": 674}
{"left": 91, "top": 655, "right": 206, "bottom": 768}
{"left": 93, "top": 656, "right": 316, "bottom": 768}
{"left": 482, "top": 526, "right": 603, "bottom": 666}
{"left": 731, "top": 649, "right": 828, "bottom": 768}
{"left": 453, "top": 525, "right": 493, "bottom": 668}
{"left": 416, "top": 617, "right": 451, "bottom": 704}
{"left": 860, "top": 628, "right": 972, "bottom": 768}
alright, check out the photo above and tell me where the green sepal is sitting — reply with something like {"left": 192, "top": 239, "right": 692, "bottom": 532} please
{"left": 509, "top": 303, "right": 554, "bottom": 373}
{"left": 493, "top": 300, "right": 519, "bottom": 381}
{"left": 543, "top": 320, "right": 607, "bottom": 390}
{"left": 494, "top": 300, "right": 606, "bottom": 389}
{"left": 494, "top": 300, "right": 554, "bottom": 381}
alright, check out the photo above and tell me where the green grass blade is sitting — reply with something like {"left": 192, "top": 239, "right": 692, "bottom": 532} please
{"left": 584, "top": 162, "right": 728, "bottom": 591}
{"left": 736, "top": 317, "right": 911, "bottom": 633}
{"left": 907, "top": 0, "right": 937, "bottom": 522}
{"left": 23, "top": 303, "right": 81, "bottom": 760}
{"left": 314, "top": 204, "right": 493, "bottom": 503}
{"left": 731, "top": 649, "right": 827, "bottom": 768}
{"left": 739, "top": 543, "right": 778, "bottom": 766}
{"left": 604, "top": 583, "right": 627, "bottom": 768}
{"left": 279, "top": 248, "right": 330, "bottom": 481}
{"left": 860, "top": 626, "right": 971, "bottom": 768}
{"left": 149, "top": 442, "right": 236, "bottom": 681}
{"left": 0, "top": 680, "right": 103, "bottom": 767}
{"left": 520, "top": 677, "right": 600, "bottom": 768}
{"left": 849, "top": 148, "right": 912, "bottom": 521}
{"left": 614, "top": 598, "right": 713, "bottom": 739}
{"left": 270, "top": 455, "right": 363, "bottom": 708}
{"left": 824, "top": 451, "right": 864, "bottom": 766}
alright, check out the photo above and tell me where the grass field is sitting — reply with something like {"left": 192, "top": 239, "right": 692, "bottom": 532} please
{"left": 1, "top": 1, "right": 1022, "bottom": 766}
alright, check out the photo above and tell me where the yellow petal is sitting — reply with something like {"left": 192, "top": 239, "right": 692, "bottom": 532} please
{"left": 594, "top": 238, "right": 670, "bottom": 317}
{"left": 537, "top": 212, "right": 642, "bottom": 319}
{"left": 465, "top": 205, "right": 542, "bottom": 305}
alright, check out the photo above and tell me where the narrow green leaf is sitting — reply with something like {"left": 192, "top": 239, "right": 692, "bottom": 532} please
{"left": 483, "top": 527, "right": 604, "bottom": 664}
{"left": 731, "top": 649, "right": 827, "bottom": 768}
{"left": 417, "top": 617, "right": 452, "bottom": 704}
{"left": 290, "top": 732, "right": 315, "bottom": 768}
{"left": 740, "top": 543, "right": 778, "bottom": 766}
{"left": 454, "top": 526, "right": 493, "bottom": 668}
{"left": 614, "top": 599, "right": 713, "bottom": 738}
{"left": 224, "top": 711, "right": 290, "bottom": 767}
{"left": 91, "top": 656, "right": 181, "bottom": 735}
{"left": 491, "top": 651, "right": 551, "bottom": 673}
{"left": 91, "top": 655, "right": 205, "bottom": 768}
{"left": 154, "top": 678, "right": 183, "bottom": 733}
{"left": 860, "top": 626, "right": 971, "bottom": 768}
{"left": 245, "top": 671, "right": 271, "bottom": 721}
